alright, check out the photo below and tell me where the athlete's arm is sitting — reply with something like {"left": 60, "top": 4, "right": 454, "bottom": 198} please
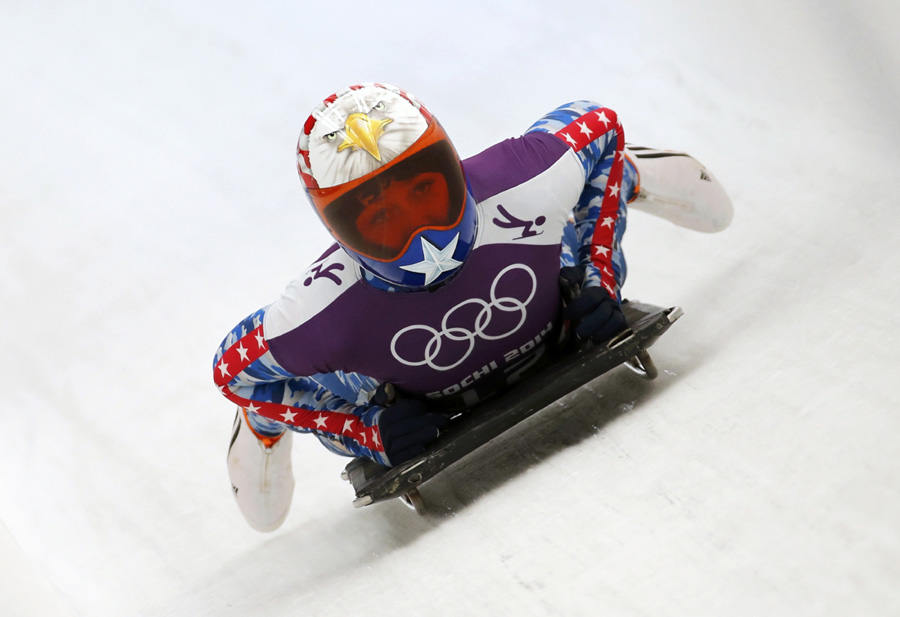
{"left": 213, "top": 307, "right": 444, "bottom": 465}
{"left": 526, "top": 101, "right": 635, "bottom": 301}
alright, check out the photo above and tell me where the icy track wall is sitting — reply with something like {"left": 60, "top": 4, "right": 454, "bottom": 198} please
{"left": 1, "top": 1, "right": 899, "bottom": 616}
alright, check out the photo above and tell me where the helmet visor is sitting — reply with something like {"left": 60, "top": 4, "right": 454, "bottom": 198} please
{"left": 307, "top": 120, "right": 467, "bottom": 262}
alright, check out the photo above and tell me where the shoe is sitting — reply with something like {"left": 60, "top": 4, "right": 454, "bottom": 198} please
{"left": 227, "top": 407, "right": 294, "bottom": 532}
{"left": 626, "top": 146, "right": 733, "bottom": 233}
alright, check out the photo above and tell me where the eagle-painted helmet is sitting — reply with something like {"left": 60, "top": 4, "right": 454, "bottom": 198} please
{"left": 297, "top": 83, "right": 476, "bottom": 289}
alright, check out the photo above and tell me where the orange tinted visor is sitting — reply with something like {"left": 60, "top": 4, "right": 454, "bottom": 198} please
{"left": 307, "top": 120, "right": 467, "bottom": 261}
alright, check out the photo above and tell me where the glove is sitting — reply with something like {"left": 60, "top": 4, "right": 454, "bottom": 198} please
{"left": 564, "top": 286, "right": 628, "bottom": 344}
{"left": 375, "top": 398, "right": 448, "bottom": 466}
{"left": 558, "top": 266, "right": 585, "bottom": 306}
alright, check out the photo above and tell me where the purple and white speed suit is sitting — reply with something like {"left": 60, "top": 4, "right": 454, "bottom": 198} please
{"left": 213, "top": 101, "right": 638, "bottom": 464}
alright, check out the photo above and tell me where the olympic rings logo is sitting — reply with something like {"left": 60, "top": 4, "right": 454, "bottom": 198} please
{"left": 390, "top": 264, "right": 537, "bottom": 371}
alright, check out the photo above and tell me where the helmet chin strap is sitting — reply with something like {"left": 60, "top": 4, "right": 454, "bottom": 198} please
{"left": 359, "top": 260, "right": 460, "bottom": 293}
{"left": 358, "top": 264, "right": 405, "bottom": 291}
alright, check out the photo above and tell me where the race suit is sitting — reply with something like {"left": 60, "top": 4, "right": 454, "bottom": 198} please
{"left": 213, "top": 101, "right": 639, "bottom": 465}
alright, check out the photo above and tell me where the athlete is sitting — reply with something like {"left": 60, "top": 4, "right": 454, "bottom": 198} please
{"left": 214, "top": 83, "right": 732, "bottom": 530}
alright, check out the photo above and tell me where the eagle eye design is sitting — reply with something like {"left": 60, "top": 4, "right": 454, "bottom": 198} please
{"left": 373, "top": 101, "right": 386, "bottom": 112}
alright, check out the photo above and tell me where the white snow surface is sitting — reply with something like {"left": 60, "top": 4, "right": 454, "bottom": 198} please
{"left": 2, "top": 1, "right": 900, "bottom": 615}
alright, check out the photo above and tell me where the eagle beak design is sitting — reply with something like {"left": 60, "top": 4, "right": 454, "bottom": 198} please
{"left": 338, "top": 112, "right": 393, "bottom": 161}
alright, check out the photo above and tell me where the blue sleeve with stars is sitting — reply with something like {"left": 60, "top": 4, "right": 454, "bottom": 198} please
{"left": 213, "top": 307, "right": 392, "bottom": 465}
{"left": 526, "top": 101, "right": 639, "bottom": 299}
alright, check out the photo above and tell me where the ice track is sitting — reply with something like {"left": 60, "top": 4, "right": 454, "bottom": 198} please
{"left": 2, "top": 1, "right": 899, "bottom": 615}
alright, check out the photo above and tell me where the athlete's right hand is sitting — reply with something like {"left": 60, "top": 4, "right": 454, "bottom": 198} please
{"left": 376, "top": 398, "right": 448, "bottom": 466}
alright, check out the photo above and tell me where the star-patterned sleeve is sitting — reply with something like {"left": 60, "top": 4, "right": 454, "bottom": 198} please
{"left": 526, "top": 101, "right": 638, "bottom": 301}
{"left": 212, "top": 308, "right": 392, "bottom": 464}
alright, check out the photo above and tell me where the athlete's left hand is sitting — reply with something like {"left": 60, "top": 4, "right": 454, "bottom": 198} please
{"left": 564, "top": 286, "right": 628, "bottom": 344}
